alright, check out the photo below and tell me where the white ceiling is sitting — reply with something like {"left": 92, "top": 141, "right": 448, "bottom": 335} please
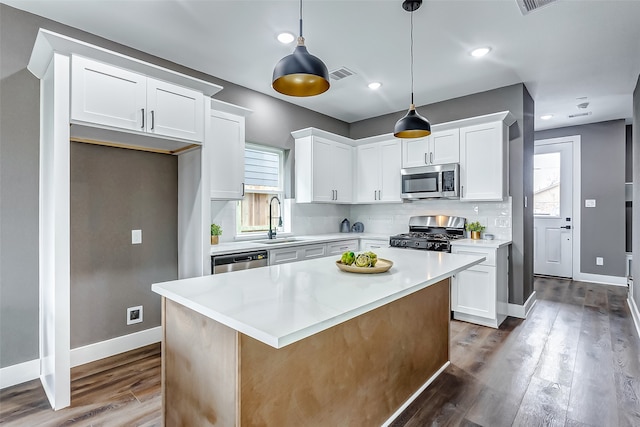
{"left": 4, "top": 0, "right": 640, "bottom": 130}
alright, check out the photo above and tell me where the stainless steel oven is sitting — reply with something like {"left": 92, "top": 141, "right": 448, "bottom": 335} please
{"left": 400, "top": 163, "right": 459, "bottom": 200}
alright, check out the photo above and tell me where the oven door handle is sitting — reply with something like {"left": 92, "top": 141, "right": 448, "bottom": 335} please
{"left": 438, "top": 172, "right": 444, "bottom": 194}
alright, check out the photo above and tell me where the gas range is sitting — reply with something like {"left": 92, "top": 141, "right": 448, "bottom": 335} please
{"left": 389, "top": 215, "right": 466, "bottom": 253}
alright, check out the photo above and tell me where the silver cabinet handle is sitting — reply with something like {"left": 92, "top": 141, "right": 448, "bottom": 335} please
{"left": 461, "top": 185, "right": 464, "bottom": 198}
{"left": 151, "top": 110, "right": 155, "bottom": 130}
{"left": 430, "top": 152, "right": 433, "bottom": 164}
{"left": 378, "top": 190, "right": 381, "bottom": 200}
{"left": 335, "top": 189, "right": 338, "bottom": 200}
{"left": 242, "top": 183, "right": 245, "bottom": 197}
{"left": 424, "top": 152, "right": 428, "bottom": 165}
{"left": 374, "top": 190, "right": 377, "bottom": 200}
{"left": 141, "top": 108, "right": 145, "bottom": 129}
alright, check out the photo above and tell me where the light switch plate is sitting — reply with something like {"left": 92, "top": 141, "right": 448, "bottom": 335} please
{"left": 585, "top": 199, "right": 596, "bottom": 208}
{"left": 596, "top": 257, "right": 604, "bottom": 266}
{"left": 132, "top": 229, "right": 142, "bottom": 244}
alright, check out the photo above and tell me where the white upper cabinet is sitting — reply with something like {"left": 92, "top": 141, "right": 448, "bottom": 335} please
{"left": 209, "top": 106, "right": 249, "bottom": 200}
{"left": 459, "top": 119, "right": 509, "bottom": 201}
{"left": 294, "top": 130, "right": 354, "bottom": 204}
{"left": 71, "top": 55, "right": 204, "bottom": 143}
{"left": 355, "top": 139, "right": 401, "bottom": 203}
{"left": 401, "top": 129, "right": 459, "bottom": 168}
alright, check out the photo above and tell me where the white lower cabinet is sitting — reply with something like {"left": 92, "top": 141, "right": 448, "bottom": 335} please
{"left": 269, "top": 240, "right": 360, "bottom": 266}
{"left": 269, "top": 244, "right": 326, "bottom": 265}
{"left": 451, "top": 242, "right": 509, "bottom": 328}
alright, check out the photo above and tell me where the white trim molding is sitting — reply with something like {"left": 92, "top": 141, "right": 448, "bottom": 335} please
{"left": 508, "top": 291, "right": 537, "bottom": 318}
{"left": 628, "top": 297, "right": 640, "bottom": 339}
{"left": 382, "top": 361, "right": 450, "bottom": 426}
{"left": 573, "top": 272, "right": 628, "bottom": 287}
{"left": 70, "top": 327, "right": 162, "bottom": 368}
{"left": 0, "top": 359, "right": 40, "bottom": 389}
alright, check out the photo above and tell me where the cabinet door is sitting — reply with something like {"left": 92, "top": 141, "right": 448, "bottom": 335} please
{"left": 430, "top": 129, "right": 460, "bottom": 165}
{"left": 311, "top": 137, "right": 335, "bottom": 202}
{"left": 355, "top": 144, "right": 380, "bottom": 203}
{"left": 146, "top": 79, "right": 204, "bottom": 142}
{"left": 460, "top": 122, "right": 506, "bottom": 201}
{"left": 451, "top": 265, "right": 496, "bottom": 319}
{"left": 401, "top": 137, "right": 429, "bottom": 168}
{"left": 326, "top": 240, "right": 358, "bottom": 255}
{"left": 333, "top": 142, "right": 353, "bottom": 203}
{"left": 71, "top": 56, "right": 146, "bottom": 131}
{"left": 378, "top": 139, "right": 402, "bottom": 202}
{"left": 209, "top": 110, "right": 245, "bottom": 200}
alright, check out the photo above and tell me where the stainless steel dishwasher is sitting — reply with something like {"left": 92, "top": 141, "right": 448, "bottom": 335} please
{"left": 210, "top": 250, "right": 269, "bottom": 274}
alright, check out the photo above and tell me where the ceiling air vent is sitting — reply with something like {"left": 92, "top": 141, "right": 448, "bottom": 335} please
{"left": 516, "top": 0, "right": 557, "bottom": 15}
{"left": 329, "top": 67, "right": 355, "bottom": 81}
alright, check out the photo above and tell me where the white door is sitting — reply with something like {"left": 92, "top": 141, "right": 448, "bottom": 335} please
{"left": 401, "top": 137, "right": 429, "bottom": 168}
{"left": 430, "top": 129, "right": 460, "bottom": 165}
{"left": 332, "top": 142, "right": 353, "bottom": 203}
{"left": 146, "top": 79, "right": 204, "bottom": 142}
{"left": 311, "top": 137, "right": 334, "bottom": 202}
{"left": 209, "top": 110, "right": 244, "bottom": 200}
{"left": 378, "top": 140, "right": 402, "bottom": 202}
{"left": 355, "top": 144, "right": 380, "bottom": 203}
{"left": 534, "top": 140, "right": 573, "bottom": 277}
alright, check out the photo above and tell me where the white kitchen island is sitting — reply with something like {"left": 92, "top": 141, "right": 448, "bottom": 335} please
{"left": 152, "top": 248, "right": 484, "bottom": 426}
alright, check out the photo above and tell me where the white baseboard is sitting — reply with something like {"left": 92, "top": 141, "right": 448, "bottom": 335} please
{"left": 628, "top": 297, "right": 640, "bottom": 339}
{"left": 508, "top": 291, "right": 537, "bottom": 319}
{"left": 382, "top": 361, "right": 450, "bottom": 426}
{"left": 0, "top": 358, "right": 40, "bottom": 389}
{"left": 573, "top": 272, "right": 627, "bottom": 286}
{"left": 70, "top": 326, "right": 162, "bottom": 368}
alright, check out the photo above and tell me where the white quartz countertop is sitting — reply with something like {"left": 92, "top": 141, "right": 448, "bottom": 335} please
{"left": 451, "top": 238, "right": 512, "bottom": 249}
{"left": 209, "top": 233, "right": 389, "bottom": 256}
{"left": 152, "top": 247, "right": 484, "bottom": 349}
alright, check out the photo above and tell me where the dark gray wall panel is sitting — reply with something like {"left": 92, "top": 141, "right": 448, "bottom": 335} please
{"left": 633, "top": 75, "right": 640, "bottom": 311}
{"left": 350, "top": 84, "right": 534, "bottom": 305}
{"left": 536, "top": 120, "right": 626, "bottom": 277}
{"left": 70, "top": 143, "right": 177, "bottom": 347}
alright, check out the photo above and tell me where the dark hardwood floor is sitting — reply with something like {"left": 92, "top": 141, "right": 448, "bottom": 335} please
{"left": 2, "top": 277, "right": 639, "bottom": 426}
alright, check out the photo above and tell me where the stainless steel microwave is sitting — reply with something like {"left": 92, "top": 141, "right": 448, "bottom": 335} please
{"left": 400, "top": 163, "right": 460, "bottom": 200}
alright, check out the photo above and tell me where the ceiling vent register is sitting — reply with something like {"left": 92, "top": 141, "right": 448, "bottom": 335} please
{"left": 516, "top": 0, "right": 557, "bottom": 15}
{"left": 329, "top": 67, "right": 355, "bottom": 81}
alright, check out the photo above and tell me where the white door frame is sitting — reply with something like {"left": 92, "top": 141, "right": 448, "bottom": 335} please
{"left": 534, "top": 135, "right": 581, "bottom": 280}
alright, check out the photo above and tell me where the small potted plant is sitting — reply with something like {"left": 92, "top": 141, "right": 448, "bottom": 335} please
{"left": 210, "top": 223, "right": 222, "bottom": 245}
{"left": 465, "top": 221, "right": 485, "bottom": 240}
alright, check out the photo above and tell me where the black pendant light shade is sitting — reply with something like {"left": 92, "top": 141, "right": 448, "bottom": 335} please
{"left": 272, "top": 0, "right": 330, "bottom": 97}
{"left": 394, "top": 104, "right": 431, "bottom": 138}
{"left": 272, "top": 37, "right": 330, "bottom": 97}
{"left": 394, "top": 0, "right": 431, "bottom": 138}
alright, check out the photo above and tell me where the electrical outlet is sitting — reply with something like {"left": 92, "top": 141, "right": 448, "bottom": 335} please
{"left": 585, "top": 199, "right": 596, "bottom": 208}
{"left": 132, "top": 229, "right": 142, "bottom": 244}
{"left": 596, "top": 257, "right": 604, "bottom": 266}
{"left": 127, "top": 305, "right": 143, "bottom": 325}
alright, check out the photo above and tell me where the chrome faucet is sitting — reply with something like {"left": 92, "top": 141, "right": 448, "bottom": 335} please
{"left": 268, "top": 196, "right": 282, "bottom": 239}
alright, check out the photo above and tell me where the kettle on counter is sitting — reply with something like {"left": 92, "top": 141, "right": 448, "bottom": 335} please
{"left": 340, "top": 218, "right": 351, "bottom": 233}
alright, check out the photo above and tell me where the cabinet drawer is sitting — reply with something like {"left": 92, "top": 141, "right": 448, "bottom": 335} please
{"left": 326, "top": 240, "right": 358, "bottom": 255}
{"left": 451, "top": 246, "right": 495, "bottom": 266}
{"left": 299, "top": 244, "right": 327, "bottom": 259}
{"left": 360, "top": 239, "right": 388, "bottom": 252}
{"left": 269, "top": 248, "right": 299, "bottom": 265}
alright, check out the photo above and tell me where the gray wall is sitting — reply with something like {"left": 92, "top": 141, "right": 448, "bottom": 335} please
{"left": 633, "top": 75, "right": 640, "bottom": 312}
{"left": 0, "top": 4, "right": 349, "bottom": 368}
{"left": 70, "top": 143, "right": 177, "bottom": 347}
{"left": 350, "top": 84, "right": 535, "bottom": 305}
{"left": 536, "top": 120, "right": 627, "bottom": 277}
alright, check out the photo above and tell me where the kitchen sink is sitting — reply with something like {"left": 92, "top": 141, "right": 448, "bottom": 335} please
{"left": 257, "top": 238, "right": 305, "bottom": 245}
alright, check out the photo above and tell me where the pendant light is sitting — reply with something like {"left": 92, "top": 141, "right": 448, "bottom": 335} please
{"left": 272, "top": 0, "right": 330, "bottom": 97}
{"left": 394, "top": 0, "right": 431, "bottom": 138}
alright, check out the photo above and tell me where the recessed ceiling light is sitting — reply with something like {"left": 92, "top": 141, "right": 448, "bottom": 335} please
{"left": 368, "top": 82, "right": 382, "bottom": 90}
{"left": 470, "top": 47, "right": 491, "bottom": 58}
{"left": 277, "top": 32, "right": 295, "bottom": 44}
{"left": 540, "top": 114, "right": 553, "bottom": 120}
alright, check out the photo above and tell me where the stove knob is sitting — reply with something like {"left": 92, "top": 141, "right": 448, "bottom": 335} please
{"left": 401, "top": 241, "right": 407, "bottom": 247}
{"left": 414, "top": 241, "right": 420, "bottom": 247}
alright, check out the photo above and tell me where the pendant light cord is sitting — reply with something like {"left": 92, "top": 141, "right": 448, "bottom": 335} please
{"left": 410, "top": 9, "right": 414, "bottom": 105}
{"left": 299, "top": 0, "right": 303, "bottom": 37}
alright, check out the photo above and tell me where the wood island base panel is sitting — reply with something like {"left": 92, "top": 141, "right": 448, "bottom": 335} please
{"left": 162, "top": 279, "right": 450, "bottom": 426}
